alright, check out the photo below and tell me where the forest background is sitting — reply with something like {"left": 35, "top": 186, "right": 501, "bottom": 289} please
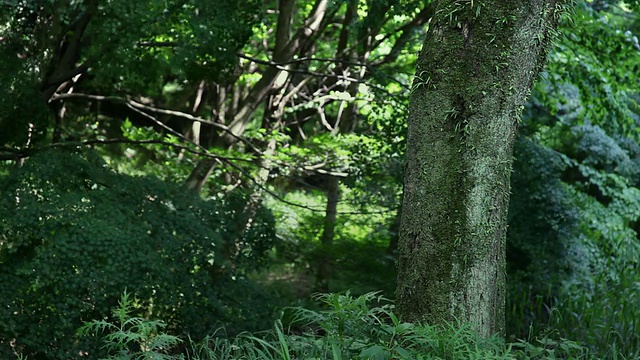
{"left": 1, "top": 0, "right": 640, "bottom": 359}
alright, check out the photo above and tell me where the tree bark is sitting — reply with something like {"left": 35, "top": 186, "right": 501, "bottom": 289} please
{"left": 396, "top": 0, "right": 565, "bottom": 338}
{"left": 316, "top": 176, "right": 340, "bottom": 292}
{"left": 385, "top": 202, "right": 401, "bottom": 255}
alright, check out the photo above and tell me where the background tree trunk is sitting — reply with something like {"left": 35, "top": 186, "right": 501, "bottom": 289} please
{"left": 316, "top": 176, "right": 340, "bottom": 292}
{"left": 396, "top": 0, "right": 565, "bottom": 338}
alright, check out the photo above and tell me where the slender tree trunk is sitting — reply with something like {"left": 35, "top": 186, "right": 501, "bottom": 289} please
{"left": 185, "top": 158, "right": 218, "bottom": 192}
{"left": 385, "top": 202, "right": 401, "bottom": 255}
{"left": 233, "top": 130, "right": 279, "bottom": 246}
{"left": 316, "top": 176, "right": 340, "bottom": 292}
{"left": 396, "top": 0, "right": 566, "bottom": 338}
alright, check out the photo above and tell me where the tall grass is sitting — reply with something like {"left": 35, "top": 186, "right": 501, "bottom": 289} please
{"left": 553, "top": 265, "right": 640, "bottom": 359}
{"left": 506, "top": 258, "right": 640, "bottom": 359}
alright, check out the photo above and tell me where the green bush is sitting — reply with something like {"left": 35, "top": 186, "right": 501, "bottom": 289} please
{"left": 549, "top": 187, "right": 640, "bottom": 359}
{"left": 0, "top": 150, "right": 278, "bottom": 359}
{"left": 507, "top": 138, "right": 640, "bottom": 358}
{"left": 506, "top": 138, "right": 584, "bottom": 337}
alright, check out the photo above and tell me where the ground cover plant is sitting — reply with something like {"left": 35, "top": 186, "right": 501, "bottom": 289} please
{"left": 81, "top": 292, "right": 588, "bottom": 360}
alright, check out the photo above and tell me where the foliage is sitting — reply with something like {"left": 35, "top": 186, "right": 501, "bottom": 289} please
{"left": 279, "top": 292, "right": 511, "bottom": 360}
{"left": 264, "top": 188, "right": 396, "bottom": 296}
{"left": 2, "top": 0, "right": 640, "bottom": 358}
{"left": 189, "top": 292, "right": 587, "bottom": 359}
{"left": 82, "top": 291, "right": 591, "bottom": 360}
{"left": 77, "top": 291, "right": 183, "bottom": 360}
{"left": 506, "top": 138, "right": 584, "bottom": 336}
{"left": 0, "top": 65, "right": 51, "bottom": 145}
{"left": 506, "top": 2, "right": 640, "bottom": 357}
{"left": 0, "top": 149, "right": 278, "bottom": 359}
{"left": 535, "top": 3, "right": 640, "bottom": 136}
{"left": 3, "top": 0, "right": 424, "bottom": 338}
{"left": 0, "top": 0, "right": 261, "bottom": 144}
{"left": 549, "top": 185, "right": 640, "bottom": 359}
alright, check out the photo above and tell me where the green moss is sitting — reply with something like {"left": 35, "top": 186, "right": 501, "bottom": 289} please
{"left": 397, "top": 0, "right": 568, "bottom": 339}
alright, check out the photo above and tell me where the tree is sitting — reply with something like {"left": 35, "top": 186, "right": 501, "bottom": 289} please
{"left": 396, "top": 0, "right": 569, "bottom": 338}
{"left": 2, "top": 0, "right": 431, "bottom": 293}
{"left": 0, "top": 0, "right": 259, "bottom": 145}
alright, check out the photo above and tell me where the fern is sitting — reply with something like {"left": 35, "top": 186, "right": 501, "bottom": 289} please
{"left": 77, "top": 291, "right": 183, "bottom": 360}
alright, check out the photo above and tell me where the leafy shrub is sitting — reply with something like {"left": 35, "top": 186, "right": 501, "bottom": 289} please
{"left": 570, "top": 124, "right": 640, "bottom": 180}
{"left": 506, "top": 138, "right": 585, "bottom": 336}
{"left": 0, "top": 149, "right": 278, "bottom": 359}
{"left": 507, "top": 137, "right": 640, "bottom": 357}
{"left": 549, "top": 187, "right": 640, "bottom": 359}
{"left": 509, "top": 5, "right": 640, "bottom": 355}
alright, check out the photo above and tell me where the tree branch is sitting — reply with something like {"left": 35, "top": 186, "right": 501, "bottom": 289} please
{"left": 49, "top": 92, "right": 255, "bottom": 149}
{"left": 371, "top": 5, "right": 434, "bottom": 67}
{"left": 1, "top": 140, "right": 386, "bottom": 215}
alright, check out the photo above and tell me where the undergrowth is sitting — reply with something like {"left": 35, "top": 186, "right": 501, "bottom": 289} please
{"left": 74, "top": 291, "right": 594, "bottom": 360}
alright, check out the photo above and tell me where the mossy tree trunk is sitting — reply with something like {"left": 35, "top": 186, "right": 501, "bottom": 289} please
{"left": 396, "top": 0, "right": 566, "bottom": 338}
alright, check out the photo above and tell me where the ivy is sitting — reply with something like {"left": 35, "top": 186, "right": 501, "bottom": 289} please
{"left": 0, "top": 149, "right": 277, "bottom": 358}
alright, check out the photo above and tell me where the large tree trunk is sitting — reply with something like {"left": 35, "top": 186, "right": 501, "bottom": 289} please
{"left": 396, "top": 0, "right": 564, "bottom": 338}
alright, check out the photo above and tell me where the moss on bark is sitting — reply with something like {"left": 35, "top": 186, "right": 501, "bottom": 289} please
{"left": 396, "top": 0, "right": 566, "bottom": 338}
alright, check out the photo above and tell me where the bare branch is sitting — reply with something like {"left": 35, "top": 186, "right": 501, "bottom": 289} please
{"left": 371, "top": 5, "right": 434, "bottom": 66}
{"left": 49, "top": 92, "right": 256, "bottom": 150}
{"left": 224, "top": 0, "right": 331, "bottom": 143}
{"left": 41, "top": 0, "right": 98, "bottom": 100}
{"left": 137, "top": 41, "right": 179, "bottom": 47}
